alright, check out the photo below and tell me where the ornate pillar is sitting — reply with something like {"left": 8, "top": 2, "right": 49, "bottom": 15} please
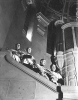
{"left": 54, "top": 20, "right": 64, "bottom": 74}
{"left": 61, "top": 22, "right": 78, "bottom": 86}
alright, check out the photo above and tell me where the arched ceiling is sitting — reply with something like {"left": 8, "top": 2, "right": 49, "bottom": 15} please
{"left": 35, "top": 0, "right": 77, "bottom": 22}
{"left": 23, "top": 0, "right": 77, "bottom": 22}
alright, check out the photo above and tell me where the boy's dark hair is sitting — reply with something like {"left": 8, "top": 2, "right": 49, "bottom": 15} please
{"left": 15, "top": 43, "right": 20, "bottom": 50}
{"left": 50, "top": 63, "right": 59, "bottom": 72}
{"left": 26, "top": 47, "right": 31, "bottom": 52}
{"left": 40, "top": 59, "right": 45, "bottom": 66}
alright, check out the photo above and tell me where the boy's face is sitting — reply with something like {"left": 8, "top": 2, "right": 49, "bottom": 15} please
{"left": 17, "top": 44, "right": 20, "bottom": 50}
{"left": 52, "top": 64, "right": 56, "bottom": 72}
{"left": 41, "top": 60, "right": 46, "bottom": 66}
{"left": 28, "top": 48, "right": 32, "bottom": 54}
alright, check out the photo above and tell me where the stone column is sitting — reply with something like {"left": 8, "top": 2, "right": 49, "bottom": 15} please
{"left": 54, "top": 20, "right": 64, "bottom": 74}
{"left": 61, "top": 22, "right": 78, "bottom": 86}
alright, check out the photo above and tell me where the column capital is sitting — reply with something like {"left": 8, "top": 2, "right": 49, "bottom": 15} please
{"left": 54, "top": 20, "right": 64, "bottom": 26}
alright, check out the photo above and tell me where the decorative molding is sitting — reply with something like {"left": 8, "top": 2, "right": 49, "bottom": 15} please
{"left": 55, "top": 20, "right": 64, "bottom": 26}
{"left": 61, "top": 22, "right": 78, "bottom": 29}
{"left": 37, "top": 27, "right": 45, "bottom": 36}
{"left": 36, "top": 12, "right": 50, "bottom": 26}
{"left": 36, "top": 12, "right": 50, "bottom": 36}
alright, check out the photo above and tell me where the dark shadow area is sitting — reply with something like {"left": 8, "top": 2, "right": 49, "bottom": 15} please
{"left": 56, "top": 86, "right": 63, "bottom": 100}
{"left": 23, "top": 63, "right": 40, "bottom": 74}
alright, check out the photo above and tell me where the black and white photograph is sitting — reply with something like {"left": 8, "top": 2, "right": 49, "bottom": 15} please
{"left": 0, "top": 0, "right": 78, "bottom": 100}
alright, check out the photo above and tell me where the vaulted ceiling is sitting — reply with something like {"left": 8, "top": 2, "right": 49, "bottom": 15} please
{"left": 24, "top": 0, "right": 77, "bottom": 25}
{"left": 36, "top": 0, "right": 77, "bottom": 22}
